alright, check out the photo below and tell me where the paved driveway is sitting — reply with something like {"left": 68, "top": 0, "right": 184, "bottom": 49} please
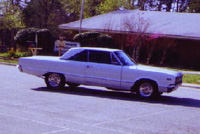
{"left": 0, "top": 64, "right": 200, "bottom": 134}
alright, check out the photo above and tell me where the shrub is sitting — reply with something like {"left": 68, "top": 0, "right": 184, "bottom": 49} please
{"left": 14, "top": 52, "right": 32, "bottom": 58}
{"left": 73, "top": 32, "right": 115, "bottom": 48}
{"left": 7, "top": 50, "right": 31, "bottom": 59}
{"left": 14, "top": 28, "right": 54, "bottom": 53}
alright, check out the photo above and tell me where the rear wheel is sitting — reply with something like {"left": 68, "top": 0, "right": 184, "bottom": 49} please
{"left": 45, "top": 73, "right": 65, "bottom": 89}
{"left": 136, "top": 81, "right": 158, "bottom": 99}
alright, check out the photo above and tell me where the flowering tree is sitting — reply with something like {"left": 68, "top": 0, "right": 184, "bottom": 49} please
{"left": 102, "top": 12, "right": 176, "bottom": 65}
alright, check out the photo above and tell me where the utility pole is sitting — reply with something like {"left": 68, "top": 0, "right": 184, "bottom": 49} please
{"left": 79, "top": 0, "right": 85, "bottom": 34}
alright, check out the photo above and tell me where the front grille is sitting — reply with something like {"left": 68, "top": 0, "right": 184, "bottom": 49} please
{"left": 175, "top": 73, "right": 183, "bottom": 85}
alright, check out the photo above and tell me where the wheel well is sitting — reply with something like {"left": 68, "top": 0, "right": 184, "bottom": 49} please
{"left": 43, "top": 72, "right": 65, "bottom": 80}
{"left": 43, "top": 73, "right": 50, "bottom": 77}
{"left": 131, "top": 79, "right": 158, "bottom": 93}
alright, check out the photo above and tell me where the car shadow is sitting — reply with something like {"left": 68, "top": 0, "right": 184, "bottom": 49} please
{"left": 31, "top": 86, "right": 200, "bottom": 108}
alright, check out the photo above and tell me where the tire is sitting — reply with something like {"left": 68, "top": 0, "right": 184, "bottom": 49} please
{"left": 45, "top": 73, "right": 65, "bottom": 89}
{"left": 136, "top": 80, "right": 158, "bottom": 99}
{"left": 67, "top": 83, "right": 80, "bottom": 89}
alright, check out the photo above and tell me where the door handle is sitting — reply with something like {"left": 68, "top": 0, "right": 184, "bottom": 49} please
{"left": 87, "top": 65, "right": 92, "bottom": 68}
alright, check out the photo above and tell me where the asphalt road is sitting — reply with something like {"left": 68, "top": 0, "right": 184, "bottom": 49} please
{"left": 0, "top": 64, "right": 200, "bottom": 134}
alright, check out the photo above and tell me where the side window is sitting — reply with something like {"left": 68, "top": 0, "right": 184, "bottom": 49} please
{"left": 89, "top": 51, "right": 111, "bottom": 64}
{"left": 68, "top": 50, "right": 88, "bottom": 62}
{"left": 114, "top": 51, "right": 134, "bottom": 66}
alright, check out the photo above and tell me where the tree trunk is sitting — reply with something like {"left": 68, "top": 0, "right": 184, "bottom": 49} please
{"left": 43, "top": 10, "right": 49, "bottom": 28}
{"left": 133, "top": 42, "right": 142, "bottom": 62}
{"left": 160, "top": 50, "right": 167, "bottom": 65}
{"left": 158, "top": 1, "right": 163, "bottom": 11}
{"left": 177, "top": 0, "right": 180, "bottom": 12}
{"left": 138, "top": 0, "right": 145, "bottom": 10}
{"left": 166, "top": 0, "right": 173, "bottom": 12}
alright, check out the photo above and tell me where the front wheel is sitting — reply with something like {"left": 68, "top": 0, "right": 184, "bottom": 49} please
{"left": 137, "top": 81, "right": 158, "bottom": 99}
{"left": 45, "top": 73, "right": 65, "bottom": 89}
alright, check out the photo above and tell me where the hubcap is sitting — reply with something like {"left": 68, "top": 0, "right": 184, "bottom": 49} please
{"left": 139, "top": 83, "right": 154, "bottom": 97}
{"left": 48, "top": 74, "right": 61, "bottom": 87}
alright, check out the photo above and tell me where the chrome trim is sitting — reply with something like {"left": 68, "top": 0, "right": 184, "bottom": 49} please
{"left": 85, "top": 75, "right": 121, "bottom": 82}
{"left": 48, "top": 73, "right": 61, "bottom": 87}
{"left": 139, "top": 83, "right": 154, "bottom": 98}
{"left": 175, "top": 75, "right": 183, "bottom": 85}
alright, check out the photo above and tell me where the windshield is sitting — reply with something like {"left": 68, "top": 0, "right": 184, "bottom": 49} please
{"left": 114, "top": 51, "right": 136, "bottom": 66}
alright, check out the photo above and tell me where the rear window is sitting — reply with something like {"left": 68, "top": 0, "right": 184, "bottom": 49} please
{"left": 68, "top": 50, "right": 88, "bottom": 62}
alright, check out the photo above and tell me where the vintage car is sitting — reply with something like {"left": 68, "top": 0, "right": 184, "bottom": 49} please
{"left": 18, "top": 47, "right": 183, "bottom": 98}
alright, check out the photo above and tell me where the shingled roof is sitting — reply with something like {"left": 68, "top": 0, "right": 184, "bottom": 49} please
{"left": 59, "top": 9, "right": 200, "bottom": 40}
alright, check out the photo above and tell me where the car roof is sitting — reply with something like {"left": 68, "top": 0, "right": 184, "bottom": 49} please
{"left": 60, "top": 47, "right": 122, "bottom": 60}
{"left": 71, "top": 47, "right": 121, "bottom": 52}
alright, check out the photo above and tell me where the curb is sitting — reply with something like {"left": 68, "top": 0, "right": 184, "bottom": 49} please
{"left": 181, "top": 83, "right": 200, "bottom": 89}
{"left": 181, "top": 71, "right": 200, "bottom": 75}
{"left": 0, "top": 62, "right": 17, "bottom": 67}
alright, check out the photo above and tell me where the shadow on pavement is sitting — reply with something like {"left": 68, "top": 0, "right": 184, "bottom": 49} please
{"left": 31, "top": 86, "right": 200, "bottom": 109}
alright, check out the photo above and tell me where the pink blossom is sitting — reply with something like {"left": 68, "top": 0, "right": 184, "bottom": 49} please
{"left": 150, "top": 34, "right": 161, "bottom": 39}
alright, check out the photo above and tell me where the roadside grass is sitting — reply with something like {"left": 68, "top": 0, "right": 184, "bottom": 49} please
{"left": 0, "top": 52, "right": 9, "bottom": 57}
{"left": 0, "top": 59, "right": 18, "bottom": 64}
{"left": 0, "top": 52, "right": 31, "bottom": 58}
{"left": 183, "top": 74, "right": 200, "bottom": 85}
{"left": 0, "top": 51, "right": 31, "bottom": 65}
{"left": 0, "top": 51, "right": 29, "bottom": 65}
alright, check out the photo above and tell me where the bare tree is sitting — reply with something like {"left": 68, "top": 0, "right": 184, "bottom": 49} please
{"left": 121, "top": 13, "right": 150, "bottom": 62}
{"left": 102, "top": 17, "right": 126, "bottom": 49}
{"left": 102, "top": 18, "right": 115, "bottom": 32}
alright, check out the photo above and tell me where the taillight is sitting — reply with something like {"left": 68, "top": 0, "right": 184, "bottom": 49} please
{"left": 17, "top": 65, "right": 23, "bottom": 72}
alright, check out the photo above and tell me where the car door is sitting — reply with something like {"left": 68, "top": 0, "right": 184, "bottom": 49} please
{"left": 85, "top": 50, "right": 122, "bottom": 89}
{"left": 63, "top": 50, "right": 88, "bottom": 84}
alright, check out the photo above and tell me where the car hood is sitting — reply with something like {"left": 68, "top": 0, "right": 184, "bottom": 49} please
{"left": 135, "top": 64, "right": 180, "bottom": 76}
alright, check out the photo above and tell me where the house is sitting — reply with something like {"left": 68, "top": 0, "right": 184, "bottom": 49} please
{"left": 59, "top": 9, "right": 200, "bottom": 70}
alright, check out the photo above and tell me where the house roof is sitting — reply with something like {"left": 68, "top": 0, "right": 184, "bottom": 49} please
{"left": 59, "top": 9, "right": 200, "bottom": 40}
